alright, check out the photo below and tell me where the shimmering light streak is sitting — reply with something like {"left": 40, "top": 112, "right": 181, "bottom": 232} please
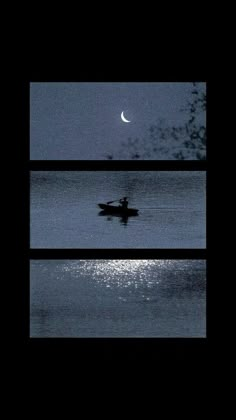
{"left": 62, "top": 259, "right": 173, "bottom": 290}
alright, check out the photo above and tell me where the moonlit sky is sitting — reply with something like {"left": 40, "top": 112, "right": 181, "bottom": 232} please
{"left": 30, "top": 82, "right": 202, "bottom": 160}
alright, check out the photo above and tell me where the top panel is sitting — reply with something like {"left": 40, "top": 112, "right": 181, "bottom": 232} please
{"left": 30, "top": 82, "right": 206, "bottom": 160}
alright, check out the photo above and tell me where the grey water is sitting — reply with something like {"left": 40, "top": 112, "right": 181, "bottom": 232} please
{"left": 30, "top": 259, "right": 206, "bottom": 337}
{"left": 30, "top": 171, "right": 206, "bottom": 248}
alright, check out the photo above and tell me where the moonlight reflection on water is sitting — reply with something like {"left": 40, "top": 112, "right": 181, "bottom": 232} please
{"left": 62, "top": 259, "right": 177, "bottom": 289}
{"left": 30, "top": 260, "right": 206, "bottom": 337}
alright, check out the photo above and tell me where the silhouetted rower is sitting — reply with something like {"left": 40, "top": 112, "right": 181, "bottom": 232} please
{"left": 119, "top": 197, "right": 128, "bottom": 209}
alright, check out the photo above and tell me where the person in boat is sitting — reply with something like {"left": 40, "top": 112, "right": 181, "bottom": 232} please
{"left": 119, "top": 197, "right": 128, "bottom": 209}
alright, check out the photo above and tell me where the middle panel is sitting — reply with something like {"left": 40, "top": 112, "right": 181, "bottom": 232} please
{"left": 30, "top": 170, "right": 206, "bottom": 249}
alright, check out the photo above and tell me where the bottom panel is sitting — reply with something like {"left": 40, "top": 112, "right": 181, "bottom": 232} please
{"left": 30, "top": 260, "right": 206, "bottom": 338}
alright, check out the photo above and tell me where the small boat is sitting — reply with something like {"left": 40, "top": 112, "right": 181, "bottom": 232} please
{"left": 98, "top": 203, "right": 139, "bottom": 216}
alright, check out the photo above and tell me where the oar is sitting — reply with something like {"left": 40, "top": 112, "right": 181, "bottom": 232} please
{"left": 106, "top": 197, "right": 129, "bottom": 204}
{"left": 106, "top": 199, "right": 121, "bottom": 204}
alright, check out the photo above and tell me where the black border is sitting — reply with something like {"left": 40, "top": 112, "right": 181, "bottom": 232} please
{"left": 29, "top": 161, "right": 207, "bottom": 171}
{"left": 30, "top": 249, "right": 207, "bottom": 259}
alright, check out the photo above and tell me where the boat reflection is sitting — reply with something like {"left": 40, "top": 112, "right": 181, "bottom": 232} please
{"left": 98, "top": 210, "right": 138, "bottom": 226}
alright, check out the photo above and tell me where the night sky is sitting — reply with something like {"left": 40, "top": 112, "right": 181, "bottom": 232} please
{"left": 30, "top": 82, "right": 204, "bottom": 160}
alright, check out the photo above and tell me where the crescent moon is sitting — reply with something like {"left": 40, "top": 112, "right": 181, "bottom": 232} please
{"left": 121, "top": 111, "right": 131, "bottom": 123}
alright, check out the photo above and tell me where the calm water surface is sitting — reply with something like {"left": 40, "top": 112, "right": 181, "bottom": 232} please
{"left": 30, "top": 259, "right": 206, "bottom": 337}
{"left": 30, "top": 171, "right": 206, "bottom": 248}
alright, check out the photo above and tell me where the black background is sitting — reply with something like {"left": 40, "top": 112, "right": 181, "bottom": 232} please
{"left": 13, "top": 48, "right": 212, "bottom": 378}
